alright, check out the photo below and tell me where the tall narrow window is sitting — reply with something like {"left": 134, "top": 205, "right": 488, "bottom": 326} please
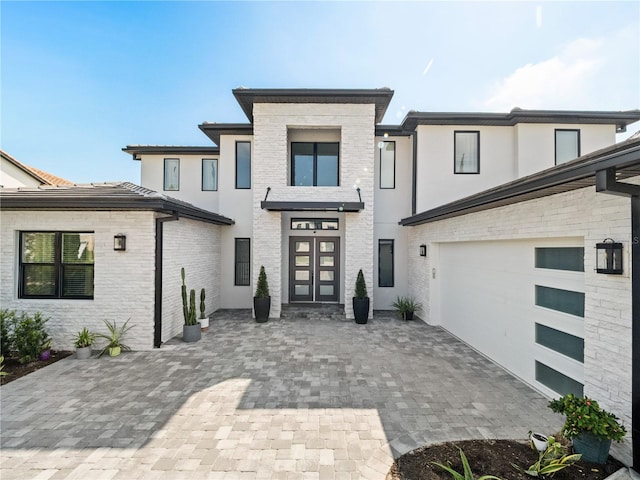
{"left": 380, "top": 141, "right": 395, "bottom": 189}
{"left": 234, "top": 238, "right": 250, "bottom": 286}
{"left": 164, "top": 158, "right": 179, "bottom": 191}
{"left": 379, "top": 239, "right": 394, "bottom": 287}
{"left": 20, "top": 232, "right": 94, "bottom": 299}
{"left": 236, "top": 142, "right": 251, "bottom": 189}
{"left": 555, "top": 129, "right": 580, "bottom": 165}
{"left": 454, "top": 131, "right": 480, "bottom": 174}
{"left": 202, "top": 158, "right": 218, "bottom": 191}
{"left": 292, "top": 142, "right": 339, "bottom": 186}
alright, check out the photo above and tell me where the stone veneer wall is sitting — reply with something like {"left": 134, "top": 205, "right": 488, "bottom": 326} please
{"left": 0, "top": 210, "right": 156, "bottom": 351}
{"left": 161, "top": 217, "right": 222, "bottom": 342}
{"left": 252, "top": 103, "right": 375, "bottom": 318}
{"left": 407, "top": 180, "right": 637, "bottom": 464}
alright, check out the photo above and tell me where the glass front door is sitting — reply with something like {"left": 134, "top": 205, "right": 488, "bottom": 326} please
{"left": 289, "top": 237, "right": 339, "bottom": 302}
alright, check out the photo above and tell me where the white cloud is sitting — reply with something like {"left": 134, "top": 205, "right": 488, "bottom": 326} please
{"left": 483, "top": 37, "right": 605, "bottom": 111}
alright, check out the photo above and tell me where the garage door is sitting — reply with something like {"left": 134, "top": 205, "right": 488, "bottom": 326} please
{"left": 438, "top": 239, "right": 584, "bottom": 397}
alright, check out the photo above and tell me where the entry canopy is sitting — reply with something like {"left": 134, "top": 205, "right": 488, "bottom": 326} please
{"left": 261, "top": 201, "right": 364, "bottom": 212}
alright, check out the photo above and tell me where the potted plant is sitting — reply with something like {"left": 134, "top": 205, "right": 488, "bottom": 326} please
{"left": 254, "top": 266, "right": 270, "bottom": 323}
{"left": 548, "top": 394, "right": 627, "bottom": 463}
{"left": 181, "top": 267, "right": 201, "bottom": 342}
{"left": 392, "top": 296, "right": 422, "bottom": 321}
{"left": 199, "top": 288, "right": 209, "bottom": 332}
{"left": 353, "top": 269, "right": 369, "bottom": 324}
{"left": 74, "top": 327, "right": 95, "bottom": 360}
{"left": 96, "top": 319, "right": 133, "bottom": 357}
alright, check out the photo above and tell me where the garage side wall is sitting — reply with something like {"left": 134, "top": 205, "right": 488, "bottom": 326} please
{"left": 0, "top": 210, "right": 156, "bottom": 351}
{"left": 161, "top": 217, "right": 221, "bottom": 342}
{"left": 407, "top": 181, "right": 635, "bottom": 464}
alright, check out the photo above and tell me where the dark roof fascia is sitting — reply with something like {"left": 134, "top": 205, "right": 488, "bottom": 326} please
{"left": 197, "top": 123, "right": 254, "bottom": 146}
{"left": 375, "top": 125, "right": 412, "bottom": 137}
{"left": 122, "top": 146, "right": 220, "bottom": 159}
{"left": 400, "top": 138, "right": 640, "bottom": 227}
{"left": 401, "top": 109, "right": 640, "bottom": 132}
{"left": 261, "top": 201, "right": 364, "bottom": 212}
{"left": 232, "top": 88, "right": 394, "bottom": 124}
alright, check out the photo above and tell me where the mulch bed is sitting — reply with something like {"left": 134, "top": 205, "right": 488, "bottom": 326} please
{"left": 387, "top": 439, "right": 625, "bottom": 480}
{"left": 1, "top": 350, "right": 73, "bottom": 386}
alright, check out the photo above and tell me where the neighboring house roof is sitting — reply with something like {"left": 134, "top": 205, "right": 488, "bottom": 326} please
{"left": 0, "top": 182, "right": 234, "bottom": 225}
{"left": 122, "top": 145, "right": 220, "bottom": 159}
{"left": 1, "top": 149, "right": 74, "bottom": 186}
{"left": 232, "top": 87, "right": 395, "bottom": 124}
{"left": 400, "top": 137, "right": 640, "bottom": 226}
{"left": 400, "top": 109, "right": 640, "bottom": 133}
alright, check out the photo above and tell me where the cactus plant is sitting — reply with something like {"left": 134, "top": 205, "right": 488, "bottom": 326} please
{"left": 188, "top": 289, "right": 197, "bottom": 325}
{"left": 200, "top": 288, "right": 206, "bottom": 319}
{"left": 180, "top": 268, "right": 197, "bottom": 326}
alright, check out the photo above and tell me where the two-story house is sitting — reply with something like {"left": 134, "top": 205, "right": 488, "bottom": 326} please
{"left": 2, "top": 88, "right": 640, "bottom": 464}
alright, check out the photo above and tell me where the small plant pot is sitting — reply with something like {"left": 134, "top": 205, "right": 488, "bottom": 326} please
{"left": 39, "top": 349, "right": 52, "bottom": 361}
{"left": 200, "top": 317, "right": 210, "bottom": 332}
{"left": 353, "top": 297, "right": 370, "bottom": 324}
{"left": 76, "top": 346, "right": 92, "bottom": 360}
{"left": 572, "top": 431, "right": 612, "bottom": 464}
{"left": 530, "top": 432, "right": 549, "bottom": 452}
{"left": 183, "top": 323, "right": 201, "bottom": 342}
{"left": 405, "top": 311, "right": 414, "bottom": 321}
{"left": 109, "top": 346, "right": 121, "bottom": 357}
{"left": 254, "top": 296, "right": 271, "bottom": 323}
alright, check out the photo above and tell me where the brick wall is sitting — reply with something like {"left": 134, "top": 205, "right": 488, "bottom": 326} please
{"left": 252, "top": 103, "right": 376, "bottom": 318}
{"left": 161, "top": 217, "right": 222, "bottom": 341}
{"left": 0, "top": 210, "right": 156, "bottom": 351}
{"left": 406, "top": 180, "right": 637, "bottom": 464}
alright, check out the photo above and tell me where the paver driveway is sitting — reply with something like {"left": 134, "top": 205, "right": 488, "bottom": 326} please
{"left": 1, "top": 309, "right": 561, "bottom": 479}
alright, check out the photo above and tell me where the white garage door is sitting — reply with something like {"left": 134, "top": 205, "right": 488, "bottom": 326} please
{"left": 438, "top": 238, "right": 585, "bottom": 397}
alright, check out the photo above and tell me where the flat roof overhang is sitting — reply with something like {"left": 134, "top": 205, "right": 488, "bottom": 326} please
{"left": 400, "top": 137, "right": 640, "bottom": 226}
{"left": 197, "top": 123, "right": 254, "bottom": 146}
{"left": 232, "top": 88, "right": 394, "bottom": 124}
{"left": 261, "top": 201, "right": 364, "bottom": 212}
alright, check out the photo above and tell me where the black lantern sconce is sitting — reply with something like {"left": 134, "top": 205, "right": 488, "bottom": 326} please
{"left": 595, "top": 238, "right": 623, "bottom": 274}
{"left": 419, "top": 244, "right": 427, "bottom": 257}
{"left": 114, "top": 234, "right": 127, "bottom": 251}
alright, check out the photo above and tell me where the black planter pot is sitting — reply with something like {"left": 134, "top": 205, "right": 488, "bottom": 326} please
{"left": 353, "top": 297, "right": 370, "bottom": 324}
{"left": 254, "top": 296, "right": 271, "bottom": 323}
{"left": 405, "top": 311, "right": 414, "bottom": 321}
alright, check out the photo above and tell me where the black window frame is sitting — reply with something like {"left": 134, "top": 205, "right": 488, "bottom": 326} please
{"left": 555, "top": 129, "right": 581, "bottom": 165}
{"left": 234, "top": 238, "right": 251, "bottom": 286}
{"left": 201, "top": 158, "right": 218, "bottom": 191}
{"left": 378, "top": 239, "right": 394, "bottom": 287}
{"left": 379, "top": 141, "right": 396, "bottom": 189}
{"left": 291, "top": 142, "right": 340, "bottom": 187}
{"left": 235, "top": 142, "right": 251, "bottom": 189}
{"left": 454, "top": 131, "right": 480, "bottom": 174}
{"left": 19, "top": 231, "right": 95, "bottom": 299}
{"left": 163, "top": 158, "right": 180, "bottom": 191}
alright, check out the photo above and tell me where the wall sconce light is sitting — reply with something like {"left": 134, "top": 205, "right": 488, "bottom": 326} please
{"left": 419, "top": 244, "right": 427, "bottom": 257}
{"left": 114, "top": 234, "right": 127, "bottom": 251}
{"left": 595, "top": 238, "right": 622, "bottom": 274}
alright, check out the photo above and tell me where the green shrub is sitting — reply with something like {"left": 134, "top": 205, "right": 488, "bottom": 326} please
{"left": 0, "top": 309, "right": 16, "bottom": 356}
{"left": 13, "top": 312, "right": 50, "bottom": 364}
{"left": 255, "top": 266, "right": 270, "bottom": 298}
{"left": 354, "top": 269, "right": 367, "bottom": 298}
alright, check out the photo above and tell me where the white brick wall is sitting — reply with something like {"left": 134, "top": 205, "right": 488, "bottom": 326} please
{"left": 0, "top": 210, "right": 156, "bottom": 351}
{"left": 252, "top": 103, "right": 376, "bottom": 318}
{"left": 161, "top": 217, "right": 222, "bottom": 342}
{"left": 406, "top": 179, "right": 637, "bottom": 464}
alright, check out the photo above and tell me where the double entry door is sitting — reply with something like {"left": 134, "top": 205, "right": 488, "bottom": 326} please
{"left": 289, "top": 236, "right": 339, "bottom": 302}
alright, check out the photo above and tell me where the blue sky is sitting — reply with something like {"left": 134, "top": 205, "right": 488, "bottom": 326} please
{"left": 2, "top": 1, "right": 639, "bottom": 184}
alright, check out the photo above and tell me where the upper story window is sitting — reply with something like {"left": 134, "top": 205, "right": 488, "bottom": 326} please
{"left": 202, "top": 158, "right": 218, "bottom": 191}
{"left": 236, "top": 142, "right": 251, "bottom": 189}
{"left": 20, "top": 231, "right": 95, "bottom": 299}
{"left": 379, "top": 141, "right": 395, "bottom": 189}
{"left": 555, "top": 129, "right": 580, "bottom": 165}
{"left": 291, "top": 142, "right": 339, "bottom": 186}
{"left": 454, "top": 131, "right": 480, "bottom": 174}
{"left": 164, "top": 158, "right": 179, "bottom": 191}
